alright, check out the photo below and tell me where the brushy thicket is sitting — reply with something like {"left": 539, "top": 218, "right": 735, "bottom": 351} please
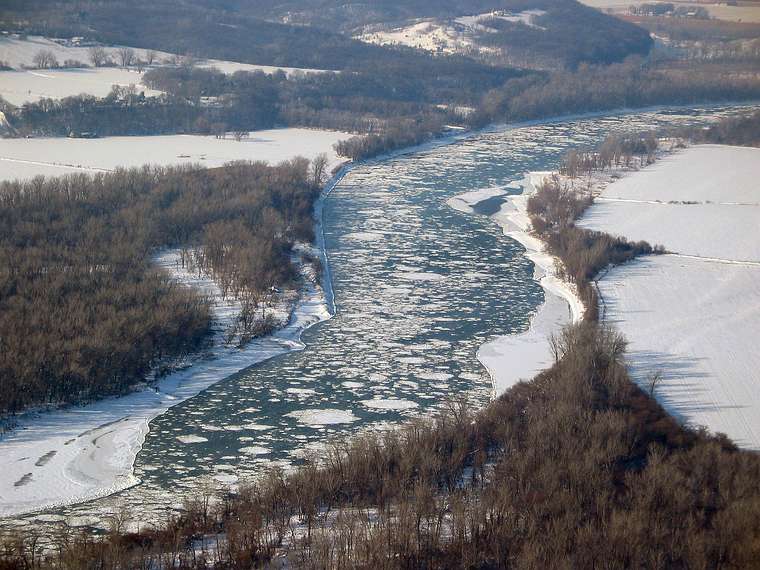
{"left": 679, "top": 109, "right": 760, "bottom": 147}
{"left": 0, "top": 159, "right": 321, "bottom": 417}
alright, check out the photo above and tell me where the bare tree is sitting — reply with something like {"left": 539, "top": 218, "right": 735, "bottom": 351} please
{"left": 647, "top": 370, "right": 663, "bottom": 396}
{"left": 116, "top": 47, "right": 135, "bottom": 68}
{"left": 233, "top": 130, "right": 249, "bottom": 142}
{"left": 145, "top": 49, "right": 157, "bottom": 65}
{"left": 310, "top": 153, "right": 329, "bottom": 187}
{"left": 32, "top": 49, "right": 58, "bottom": 69}
{"left": 88, "top": 46, "right": 108, "bottom": 67}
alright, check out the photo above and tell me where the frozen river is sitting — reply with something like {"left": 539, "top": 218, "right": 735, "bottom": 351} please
{"left": 3, "top": 104, "right": 757, "bottom": 533}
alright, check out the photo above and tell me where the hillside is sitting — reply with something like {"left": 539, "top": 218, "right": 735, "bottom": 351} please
{"left": 1, "top": 0, "right": 653, "bottom": 70}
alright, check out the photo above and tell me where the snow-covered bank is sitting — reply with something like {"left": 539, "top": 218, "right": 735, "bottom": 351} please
{"left": 0, "top": 123, "right": 343, "bottom": 517}
{"left": 0, "top": 248, "right": 332, "bottom": 517}
{"left": 578, "top": 144, "right": 760, "bottom": 450}
{"left": 447, "top": 174, "right": 585, "bottom": 396}
{"left": 0, "top": 128, "right": 350, "bottom": 182}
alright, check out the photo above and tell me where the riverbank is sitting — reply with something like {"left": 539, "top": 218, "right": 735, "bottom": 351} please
{"left": 2, "top": 104, "right": 757, "bottom": 521}
{"left": 447, "top": 174, "right": 585, "bottom": 396}
{"left": 0, "top": 161, "right": 351, "bottom": 517}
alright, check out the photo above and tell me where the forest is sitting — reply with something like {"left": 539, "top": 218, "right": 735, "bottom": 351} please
{"left": 0, "top": 159, "right": 323, "bottom": 419}
{"left": 472, "top": 57, "right": 760, "bottom": 126}
{"left": 7, "top": 55, "right": 760, "bottom": 162}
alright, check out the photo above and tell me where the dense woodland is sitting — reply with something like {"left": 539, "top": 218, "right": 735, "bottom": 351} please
{"left": 4, "top": 55, "right": 515, "bottom": 137}
{"left": 2, "top": 0, "right": 760, "bottom": 160}
{"left": 0, "top": 160, "right": 322, "bottom": 418}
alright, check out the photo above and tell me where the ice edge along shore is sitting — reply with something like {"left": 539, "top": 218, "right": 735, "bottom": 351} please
{"left": 447, "top": 174, "right": 585, "bottom": 398}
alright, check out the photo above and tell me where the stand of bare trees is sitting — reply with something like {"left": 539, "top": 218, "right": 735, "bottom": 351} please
{"left": 4, "top": 318, "right": 760, "bottom": 568}
{"left": 0, "top": 159, "right": 322, "bottom": 419}
{"left": 31, "top": 49, "right": 58, "bottom": 69}
{"left": 87, "top": 46, "right": 109, "bottom": 67}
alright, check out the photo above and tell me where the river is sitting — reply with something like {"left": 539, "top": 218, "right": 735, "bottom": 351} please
{"left": 3, "top": 104, "right": 756, "bottom": 533}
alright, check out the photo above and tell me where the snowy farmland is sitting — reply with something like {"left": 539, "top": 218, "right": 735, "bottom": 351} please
{"left": 0, "top": 68, "right": 163, "bottom": 106}
{"left": 578, "top": 145, "right": 760, "bottom": 262}
{"left": 0, "top": 35, "right": 328, "bottom": 105}
{"left": 356, "top": 10, "right": 545, "bottom": 55}
{"left": 0, "top": 128, "right": 350, "bottom": 182}
{"left": 579, "top": 144, "right": 760, "bottom": 449}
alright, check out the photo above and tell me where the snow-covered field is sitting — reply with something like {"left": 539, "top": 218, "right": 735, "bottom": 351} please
{"left": 578, "top": 145, "right": 760, "bottom": 262}
{"left": 579, "top": 144, "right": 760, "bottom": 449}
{"left": 448, "top": 173, "right": 584, "bottom": 396}
{"left": 356, "top": 10, "right": 544, "bottom": 55}
{"left": 357, "top": 20, "right": 473, "bottom": 54}
{"left": 0, "top": 128, "right": 350, "bottom": 182}
{"left": 0, "top": 35, "right": 328, "bottom": 105}
{"left": 0, "top": 68, "right": 163, "bottom": 106}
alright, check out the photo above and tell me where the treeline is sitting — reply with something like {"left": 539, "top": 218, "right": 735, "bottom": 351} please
{"left": 7, "top": 55, "right": 515, "bottom": 138}
{"left": 472, "top": 58, "right": 760, "bottom": 127}
{"left": 12, "top": 90, "right": 206, "bottom": 137}
{"left": 11, "top": 56, "right": 760, "bottom": 162}
{"left": 334, "top": 116, "right": 446, "bottom": 161}
{"left": 560, "top": 131, "right": 659, "bottom": 177}
{"left": 0, "top": 159, "right": 322, "bottom": 417}
{"left": 558, "top": 111, "right": 760, "bottom": 180}
{"left": 677, "top": 109, "right": 760, "bottom": 147}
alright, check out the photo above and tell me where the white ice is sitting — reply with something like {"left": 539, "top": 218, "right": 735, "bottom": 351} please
{"left": 285, "top": 409, "right": 359, "bottom": 426}
{"left": 360, "top": 399, "right": 419, "bottom": 411}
